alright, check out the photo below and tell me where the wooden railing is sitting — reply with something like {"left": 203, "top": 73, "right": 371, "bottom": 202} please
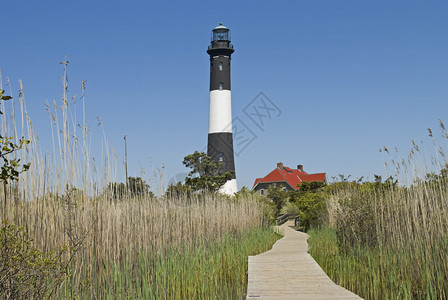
{"left": 276, "top": 213, "right": 289, "bottom": 225}
{"left": 276, "top": 214, "right": 303, "bottom": 228}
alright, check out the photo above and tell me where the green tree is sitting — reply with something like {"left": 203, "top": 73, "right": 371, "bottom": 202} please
{"left": 422, "top": 164, "right": 448, "bottom": 188}
{"left": 266, "top": 184, "right": 289, "bottom": 212}
{"left": 106, "top": 177, "right": 153, "bottom": 200}
{"left": 165, "top": 182, "right": 192, "bottom": 198}
{"left": 106, "top": 182, "right": 127, "bottom": 200}
{"left": 128, "top": 176, "right": 152, "bottom": 197}
{"left": 234, "top": 186, "right": 254, "bottom": 200}
{"left": 182, "top": 151, "right": 234, "bottom": 192}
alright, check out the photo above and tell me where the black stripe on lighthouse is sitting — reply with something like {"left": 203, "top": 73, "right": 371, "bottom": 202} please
{"left": 207, "top": 132, "right": 235, "bottom": 175}
{"left": 206, "top": 23, "right": 237, "bottom": 194}
{"left": 210, "top": 56, "right": 231, "bottom": 91}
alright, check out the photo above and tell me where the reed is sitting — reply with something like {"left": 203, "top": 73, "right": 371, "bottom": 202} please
{"left": 58, "top": 226, "right": 280, "bottom": 299}
{"left": 0, "top": 67, "right": 277, "bottom": 298}
{"left": 309, "top": 122, "right": 448, "bottom": 299}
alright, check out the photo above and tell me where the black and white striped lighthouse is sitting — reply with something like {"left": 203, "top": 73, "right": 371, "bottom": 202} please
{"left": 207, "top": 23, "right": 237, "bottom": 195}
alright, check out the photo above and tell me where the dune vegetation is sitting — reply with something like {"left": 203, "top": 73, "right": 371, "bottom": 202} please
{"left": 0, "top": 68, "right": 280, "bottom": 299}
{"left": 308, "top": 123, "right": 448, "bottom": 299}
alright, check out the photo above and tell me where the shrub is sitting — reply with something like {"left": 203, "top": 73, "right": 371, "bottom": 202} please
{"left": 295, "top": 192, "right": 326, "bottom": 230}
{"left": 0, "top": 220, "right": 67, "bottom": 299}
{"left": 259, "top": 197, "right": 277, "bottom": 226}
{"left": 280, "top": 201, "right": 300, "bottom": 216}
{"left": 288, "top": 181, "right": 327, "bottom": 231}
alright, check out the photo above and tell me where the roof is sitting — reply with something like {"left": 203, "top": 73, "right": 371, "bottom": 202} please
{"left": 252, "top": 165, "right": 326, "bottom": 190}
{"left": 298, "top": 173, "right": 327, "bottom": 183}
{"left": 214, "top": 22, "right": 228, "bottom": 30}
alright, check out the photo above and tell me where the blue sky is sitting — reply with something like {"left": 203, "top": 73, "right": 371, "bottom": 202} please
{"left": 1, "top": 0, "right": 447, "bottom": 192}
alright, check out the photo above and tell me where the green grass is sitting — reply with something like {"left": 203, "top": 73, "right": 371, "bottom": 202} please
{"left": 59, "top": 227, "right": 280, "bottom": 299}
{"left": 308, "top": 226, "right": 447, "bottom": 300}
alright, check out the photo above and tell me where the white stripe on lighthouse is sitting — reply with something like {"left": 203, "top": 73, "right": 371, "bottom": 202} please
{"left": 208, "top": 90, "right": 232, "bottom": 134}
{"left": 219, "top": 179, "right": 237, "bottom": 195}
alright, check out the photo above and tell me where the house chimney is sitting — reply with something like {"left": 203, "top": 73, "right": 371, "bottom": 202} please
{"left": 277, "top": 162, "right": 284, "bottom": 170}
{"left": 297, "top": 165, "right": 304, "bottom": 172}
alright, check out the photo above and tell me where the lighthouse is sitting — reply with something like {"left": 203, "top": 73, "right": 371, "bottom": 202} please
{"left": 207, "top": 23, "right": 237, "bottom": 195}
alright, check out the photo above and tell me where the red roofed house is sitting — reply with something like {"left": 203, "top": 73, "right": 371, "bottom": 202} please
{"left": 252, "top": 162, "right": 327, "bottom": 196}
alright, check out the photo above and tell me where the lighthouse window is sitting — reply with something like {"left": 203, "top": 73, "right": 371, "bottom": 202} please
{"left": 218, "top": 152, "right": 224, "bottom": 162}
{"left": 219, "top": 82, "right": 224, "bottom": 91}
{"left": 219, "top": 62, "right": 223, "bottom": 71}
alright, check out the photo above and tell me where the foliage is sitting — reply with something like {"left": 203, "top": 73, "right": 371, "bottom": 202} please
{"left": 0, "top": 220, "right": 67, "bottom": 299}
{"left": 288, "top": 181, "right": 327, "bottom": 231}
{"left": 0, "top": 89, "right": 30, "bottom": 184}
{"left": 299, "top": 181, "right": 325, "bottom": 192}
{"left": 421, "top": 163, "right": 448, "bottom": 187}
{"left": 263, "top": 181, "right": 327, "bottom": 229}
{"left": 234, "top": 186, "right": 254, "bottom": 199}
{"left": 106, "top": 176, "right": 153, "bottom": 200}
{"left": 280, "top": 201, "right": 300, "bottom": 216}
{"left": 258, "top": 197, "right": 277, "bottom": 226}
{"left": 128, "top": 176, "right": 152, "bottom": 197}
{"left": 106, "top": 181, "right": 126, "bottom": 199}
{"left": 266, "top": 184, "right": 288, "bottom": 212}
{"left": 182, "top": 151, "right": 234, "bottom": 192}
{"left": 325, "top": 178, "right": 398, "bottom": 250}
{"left": 165, "top": 181, "right": 192, "bottom": 198}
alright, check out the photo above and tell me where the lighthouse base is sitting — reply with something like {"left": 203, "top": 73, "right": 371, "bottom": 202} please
{"left": 219, "top": 179, "right": 238, "bottom": 195}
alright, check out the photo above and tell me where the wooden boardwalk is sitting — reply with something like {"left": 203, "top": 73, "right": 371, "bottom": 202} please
{"left": 246, "top": 220, "right": 362, "bottom": 300}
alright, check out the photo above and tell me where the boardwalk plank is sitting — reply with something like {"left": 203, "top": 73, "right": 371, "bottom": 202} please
{"left": 246, "top": 220, "right": 363, "bottom": 300}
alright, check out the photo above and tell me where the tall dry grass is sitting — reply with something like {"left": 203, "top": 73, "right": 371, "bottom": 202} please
{"left": 0, "top": 65, "right": 271, "bottom": 298}
{"left": 309, "top": 121, "right": 448, "bottom": 299}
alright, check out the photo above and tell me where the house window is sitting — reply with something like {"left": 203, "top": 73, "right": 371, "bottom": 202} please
{"left": 282, "top": 187, "right": 287, "bottom": 192}
{"left": 219, "top": 62, "right": 223, "bottom": 71}
{"left": 219, "top": 82, "right": 224, "bottom": 91}
{"left": 260, "top": 189, "right": 264, "bottom": 196}
{"left": 218, "top": 152, "right": 224, "bottom": 162}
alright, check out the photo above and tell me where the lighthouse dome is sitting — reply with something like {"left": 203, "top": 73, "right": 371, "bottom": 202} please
{"left": 214, "top": 22, "right": 228, "bottom": 30}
